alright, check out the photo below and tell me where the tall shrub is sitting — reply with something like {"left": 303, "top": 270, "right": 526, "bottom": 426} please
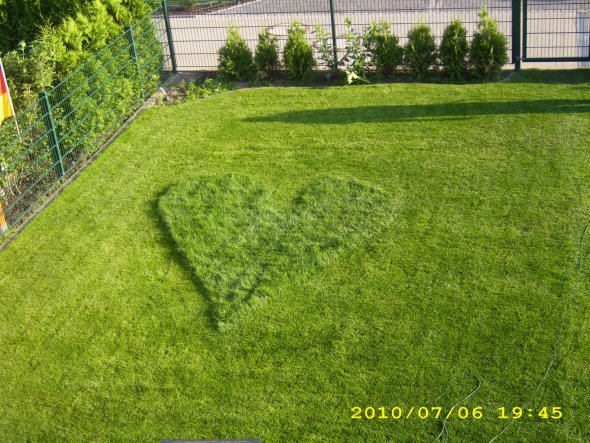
{"left": 254, "top": 28, "right": 279, "bottom": 78}
{"left": 469, "top": 9, "right": 509, "bottom": 78}
{"left": 404, "top": 23, "right": 437, "bottom": 79}
{"left": 439, "top": 20, "right": 469, "bottom": 79}
{"left": 283, "top": 22, "right": 315, "bottom": 81}
{"left": 313, "top": 24, "right": 339, "bottom": 74}
{"left": 364, "top": 21, "right": 403, "bottom": 77}
{"left": 218, "top": 27, "right": 253, "bottom": 81}
{"left": 341, "top": 17, "right": 368, "bottom": 84}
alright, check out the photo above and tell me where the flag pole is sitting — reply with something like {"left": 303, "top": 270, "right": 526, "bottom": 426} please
{"left": 0, "top": 58, "right": 22, "bottom": 142}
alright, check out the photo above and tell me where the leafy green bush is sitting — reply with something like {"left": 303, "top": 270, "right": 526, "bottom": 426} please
{"left": 404, "top": 23, "right": 437, "bottom": 79}
{"left": 439, "top": 20, "right": 469, "bottom": 79}
{"left": 283, "top": 21, "right": 316, "bottom": 81}
{"left": 181, "top": 77, "right": 235, "bottom": 101}
{"left": 2, "top": 0, "right": 138, "bottom": 109}
{"left": 1, "top": 41, "right": 55, "bottom": 111}
{"left": 254, "top": 28, "right": 280, "bottom": 78}
{"left": 218, "top": 27, "right": 253, "bottom": 81}
{"left": 341, "top": 18, "right": 368, "bottom": 84}
{"left": 0, "top": 12, "right": 163, "bottom": 230}
{"left": 313, "top": 24, "right": 339, "bottom": 74}
{"left": 364, "top": 21, "right": 403, "bottom": 77}
{"left": 469, "top": 9, "right": 509, "bottom": 78}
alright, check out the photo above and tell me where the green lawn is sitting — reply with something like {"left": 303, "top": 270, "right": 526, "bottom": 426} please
{"left": 1, "top": 71, "right": 589, "bottom": 442}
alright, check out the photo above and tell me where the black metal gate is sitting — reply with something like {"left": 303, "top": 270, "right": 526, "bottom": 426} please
{"left": 522, "top": 0, "right": 590, "bottom": 63}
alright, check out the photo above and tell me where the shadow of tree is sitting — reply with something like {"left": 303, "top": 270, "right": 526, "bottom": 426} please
{"left": 243, "top": 99, "right": 590, "bottom": 125}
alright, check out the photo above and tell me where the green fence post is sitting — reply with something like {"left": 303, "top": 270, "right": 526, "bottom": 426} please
{"left": 162, "top": 0, "right": 178, "bottom": 74}
{"left": 329, "top": 0, "right": 338, "bottom": 69}
{"left": 125, "top": 25, "right": 145, "bottom": 100}
{"left": 512, "top": 0, "right": 522, "bottom": 70}
{"left": 39, "top": 91, "right": 65, "bottom": 180}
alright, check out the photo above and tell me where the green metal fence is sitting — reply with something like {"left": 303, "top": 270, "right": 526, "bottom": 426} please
{"left": 0, "top": 8, "right": 172, "bottom": 237}
{"left": 159, "top": 0, "right": 589, "bottom": 71}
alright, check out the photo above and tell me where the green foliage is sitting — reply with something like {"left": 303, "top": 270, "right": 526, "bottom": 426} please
{"left": 0, "top": 0, "right": 83, "bottom": 51}
{"left": 218, "top": 27, "right": 253, "bottom": 81}
{"left": 404, "top": 23, "right": 437, "bottom": 79}
{"left": 108, "top": 0, "right": 151, "bottom": 26}
{"left": 363, "top": 21, "right": 403, "bottom": 77}
{"left": 180, "top": 77, "right": 235, "bottom": 101}
{"left": 0, "top": 0, "right": 152, "bottom": 112}
{"left": 313, "top": 24, "right": 339, "bottom": 74}
{"left": 46, "top": 16, "right": 161, "bottom": 175}
{"left": 1, "top": 40, "right": 55, "bottom": 110}
{"left": 0, "top": 0, "right": 150, "bottom": 52}
{"left": 0, "top": 12, "right": 163, "bottom": 229}
{"left": 440, "top": 20, "right": 469, "bottom": 79}
{"left": 159, "top": 174, "right": 394, "bottom": 327}
{"left": 283, "top": 21, "right": 316, "bottom": 81}
{"left": 342, "top": 18, "right": 368, "bottom": 84}
{"left": 254, "top": 29, "right": 280, "bottom": 78}
{"left": 469, "top": 9, "right": 509, "bottom": 78}
{"left": 40, "top": 0, "right": 121, "bottom": 77}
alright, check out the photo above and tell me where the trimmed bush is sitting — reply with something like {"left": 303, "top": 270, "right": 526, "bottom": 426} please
{"left": 283, "top": 21, "right": 316, "bottom": 81}
{"left": 254, "top": 28, "right": 280, "bottom": 78}
{"left": 440, "top": 20, "right": 469, "bottom": 79}
{"left": 364, "top": 21, "right": 403, "bottom": 77}
{"left": 469, "top": 9, "right": 509, "bottom": 78}
{"left": 404, "top": 23, "right": 437, "bottom": 78}
{"left": 218, "top": 27, "right": 253, "bottom": 81}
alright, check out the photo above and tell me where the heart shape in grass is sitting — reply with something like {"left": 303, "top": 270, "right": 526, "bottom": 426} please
{"left": 159, "top": 174, "right": 395, "bottom": 329}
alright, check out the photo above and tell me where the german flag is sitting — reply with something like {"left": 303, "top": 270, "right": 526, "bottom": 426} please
{"left": 0, "top": 59, "right": 14, "bottom": 126}
{"left": 0, "top": 59, "right": 12, "bottom": 233}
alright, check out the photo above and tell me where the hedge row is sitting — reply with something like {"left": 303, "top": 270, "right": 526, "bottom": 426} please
{"left": 218, "top": 9, "right": 509, "bottom": 83}
{"left": 0, "top": 12, "right": 163, "bottom": 230}
{"left": 1, "top": 0, "right": 151, "bottom": 113}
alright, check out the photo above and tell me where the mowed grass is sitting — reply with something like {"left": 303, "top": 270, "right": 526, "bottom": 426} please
{"left": 159, "top": 174, "right": 396, "bottom": 328}
{"left": 0, "top": 71, "right": 589, "bottom": 442}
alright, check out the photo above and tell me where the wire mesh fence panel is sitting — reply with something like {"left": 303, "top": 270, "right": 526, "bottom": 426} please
{"left": 135, "top": 12, "right": 171, "bottom": 84}
{"left": 163, "top": 0, "right": 514, "bottom": 70}
{"left": 332, "top": 1, "right": 512, "bottom": 51}
{"left": 164, "top": 0, "right": 334, "bottom": 70}
{"left": 0, "top": 8, "right": 168, "bottom": 237}
{"left": 0, "top": 102, "right": 57, "bottom": 230}
{"left": 524, "top": 0, "right": 590, "bottom": 61}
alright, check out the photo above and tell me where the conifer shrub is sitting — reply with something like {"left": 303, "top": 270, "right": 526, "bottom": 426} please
{"left": 218, "top": 27, "right": 253, "bottom": 81}
{"left": 440, "top": 20, "right": 469, "bottom": 79}
{"left": 364, "top": 21, "right": 403, "bottom": 77}
{"left": 283, "top": 22, "right": 316, "bottom": 81}
{"left": 469, "top": 9, "right": 509, "bottom": 78}
{"left": 404, "top": 23, "right": 437, "bottom": 79}
{"left": 254, "top": 28, "right": 280, "bottom": 78}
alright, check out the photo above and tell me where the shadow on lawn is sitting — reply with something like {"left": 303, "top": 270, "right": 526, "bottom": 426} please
{"left": 243, "top": 99, "right": 590, "bottom": 125}
{"left": 149, "top": 192, "right": 220, "bottom": 331}
{"left": 508, "top": 69, "right": 590, "bottom": 84}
